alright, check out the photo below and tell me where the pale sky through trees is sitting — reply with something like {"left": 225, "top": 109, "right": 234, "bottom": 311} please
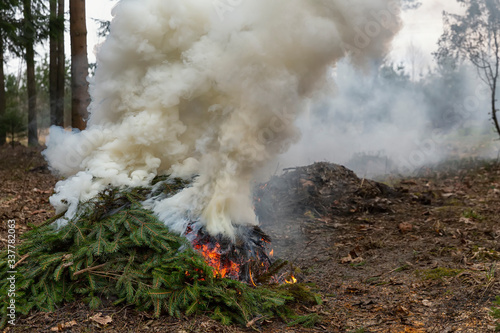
{"left": 389, "top": 0, "right": 464, "bottom": 68}
{"left": 4, "top": 0, "right": 464, "bottom": 74}
{"left": 81, "top": 0, "right": 465, "bottom": 70}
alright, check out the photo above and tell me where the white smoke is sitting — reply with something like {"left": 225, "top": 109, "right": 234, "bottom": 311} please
{"left": 43, "top": 0, "right": 401, "bottom": 239}
{"left": 279, "top": 59, "right": 497, "bottom": 179}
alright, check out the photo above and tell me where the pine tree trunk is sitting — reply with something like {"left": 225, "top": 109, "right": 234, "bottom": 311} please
{"left": 24, "top": 0, "right": 38, "bottom": 146}
{"left": 70, "top": 0, "right": 89, "bottom": 130}
{"left": 56, "top": 0, "right": 65, "bottom": 127}
{"left": 50, "top": 0, "right": 57, "bottom": 126}
{"left": 50, "top": 0, "right": 65, "bottom": 127}
{"left": 0, "top": 36, "right": 6, "bottom": 146}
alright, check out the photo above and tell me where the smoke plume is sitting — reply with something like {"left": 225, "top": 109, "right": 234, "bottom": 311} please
{"left": 280, "top": 59, "right": 497, "bottom": 178}
{"left": 44, "top": 0, "right": 401, "bottom": 239}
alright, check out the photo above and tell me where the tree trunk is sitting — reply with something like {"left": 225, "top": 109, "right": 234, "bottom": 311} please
{"left": 0, "top": 36, "right": 6, "bottom": 146}
{"left": 51, "top": 0, "right": 65, "bottom": 127}
{"left": 492, "top": 80, "right": 500, "bottom": 137}
{"left": 56, "top": 0, "right": 65, "bottom": 127}
{"left": 24, "top": 0, "right": 38, "bottom": 146}
{"left": 492, "top": 30, "right": 500, "bottom": 138}
{"left": 70, "top": 0, "right": 89, "bottom": 130}
{"left": 49, "top": 0, "right": 57, "bottom": 126}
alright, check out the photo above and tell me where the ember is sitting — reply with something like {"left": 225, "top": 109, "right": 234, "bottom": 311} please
{"left": 186, "top": 224, "right": 273, "bottom": 284}
{"left": 193, "top": 243, "right": 240, "bottom": 279}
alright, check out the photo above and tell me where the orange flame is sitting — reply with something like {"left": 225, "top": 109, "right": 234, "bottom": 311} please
{"left": 249, "top": 267, "right": 256, "bottom": 287}
{"left": 285, "top": 275, "right": 297, "bottom": 284}
{"left": 194, "top": 243, "right": 240, "bottom": 278}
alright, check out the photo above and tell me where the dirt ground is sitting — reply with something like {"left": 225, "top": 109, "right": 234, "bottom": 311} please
{"left": 1, "top": 144, "right": 500, "bottom": 332}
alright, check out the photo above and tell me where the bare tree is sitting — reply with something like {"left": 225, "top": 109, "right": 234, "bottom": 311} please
{"left": 436, "top": 0, "right": 500, "bottom": 137}
{"left": 406, "top": 41, "right": 426, "bottom": 81}
{"left": 70, "top": 0, "right": 89, "bottom": 130}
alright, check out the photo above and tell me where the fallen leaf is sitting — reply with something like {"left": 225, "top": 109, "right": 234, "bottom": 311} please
{"left": 340, "top": 253, "right": 364, "bottom": 264}
{"left": 351, "top": 256, "right": 364, "bottom": 264}
{"left": 422, "top": 299, "right": 433, "bottom": 307}
{"left": 90, "top": 313, "right": 112, "bottom": 326}
{"left": 340, "top": 254, "right": 353, "bottom": 264}
{"left": 349, "top": 246, "right": 363, "bottom": 258}
{"left": 396, "top": 305, "right": 410, "bottom": 316}
{"left": 459, "top": 217, "right": 474, "bottom": 224}
{"left": 50, "top": 320, "right": 77, "bottom": 331}
{"left": 399, "top": 222, "right": 413, "bottom": 233}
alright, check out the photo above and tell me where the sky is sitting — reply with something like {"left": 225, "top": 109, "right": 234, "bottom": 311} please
{"left": 4, "top": 0, "right": 117, "bottom": 73}
{"left": 389, "top": 0, "right": 464, "bottom": 69}
{"left": 85, "top": 0, "right": 117, "bottom": 64}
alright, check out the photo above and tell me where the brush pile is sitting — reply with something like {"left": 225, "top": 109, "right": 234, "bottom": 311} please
{"left": 255, "top": 162, "right": 401, "bottom": 221}
{"left": 0, "top": 180, "right": 321, "bottom": 328}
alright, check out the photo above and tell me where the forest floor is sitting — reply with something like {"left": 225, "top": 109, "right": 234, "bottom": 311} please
{"left": 1, "top": 144, "right": 500, "bottom": 333}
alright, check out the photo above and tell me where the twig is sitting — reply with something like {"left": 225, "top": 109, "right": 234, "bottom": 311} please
{"left": 246, "top": 315, "right": 263, "bottom": 328}
{"left": 73, "top": 263, "right": 109, "bottom": 276}
{"left": 13, "top": 254, "right": 30, "bottom": 269}
{"left": 292, "top": 236, "right": 319, "bottom": 264}
{"left": 29, "top": 210, "right": 67, "bottom": 229}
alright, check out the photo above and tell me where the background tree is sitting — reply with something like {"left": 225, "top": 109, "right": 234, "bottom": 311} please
{"left": 406, "top": 41, "right": 426, "bottom": 81}
{"left": 436, "top": 0, "right": 500, "bottom": 137}
{"left": 49, "top": 0, "right": 57, "bottom": 125}
{"left": 0, "top": 53, "right": 70, "bottom": 147}
{"left": 1, "top": 73, "right": 27, "bottom": 146}
{"left": 402, "top": 0, "right": 422, "bottom": 11}
{"left": 23, "top": 0, "right": 38, "bottom": 146}
{"left": 70, "top": 0, "right": 89, "bottom": 130}
{"left": 49, "top": 0, "right": 65, "bottom": 127}
{"left": 0, "top": 0, "right": 21, "bottom": 145}
{"left": 21, "top": 0, "right": 49, "bottom": 146}
{"left": 0, "top": 37, "right": 4, "bottom": 146}
{"left": 56, "top": 0, "right": 64, "bottom": 126}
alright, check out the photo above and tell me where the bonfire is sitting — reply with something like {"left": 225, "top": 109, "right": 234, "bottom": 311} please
{"left": 0, "top": 0, "right": 403, "bottom": 328}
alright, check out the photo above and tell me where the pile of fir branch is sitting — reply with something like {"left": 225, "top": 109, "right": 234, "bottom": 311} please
{"left": 0, "top": 183, "right": 321, "bottom": 328}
